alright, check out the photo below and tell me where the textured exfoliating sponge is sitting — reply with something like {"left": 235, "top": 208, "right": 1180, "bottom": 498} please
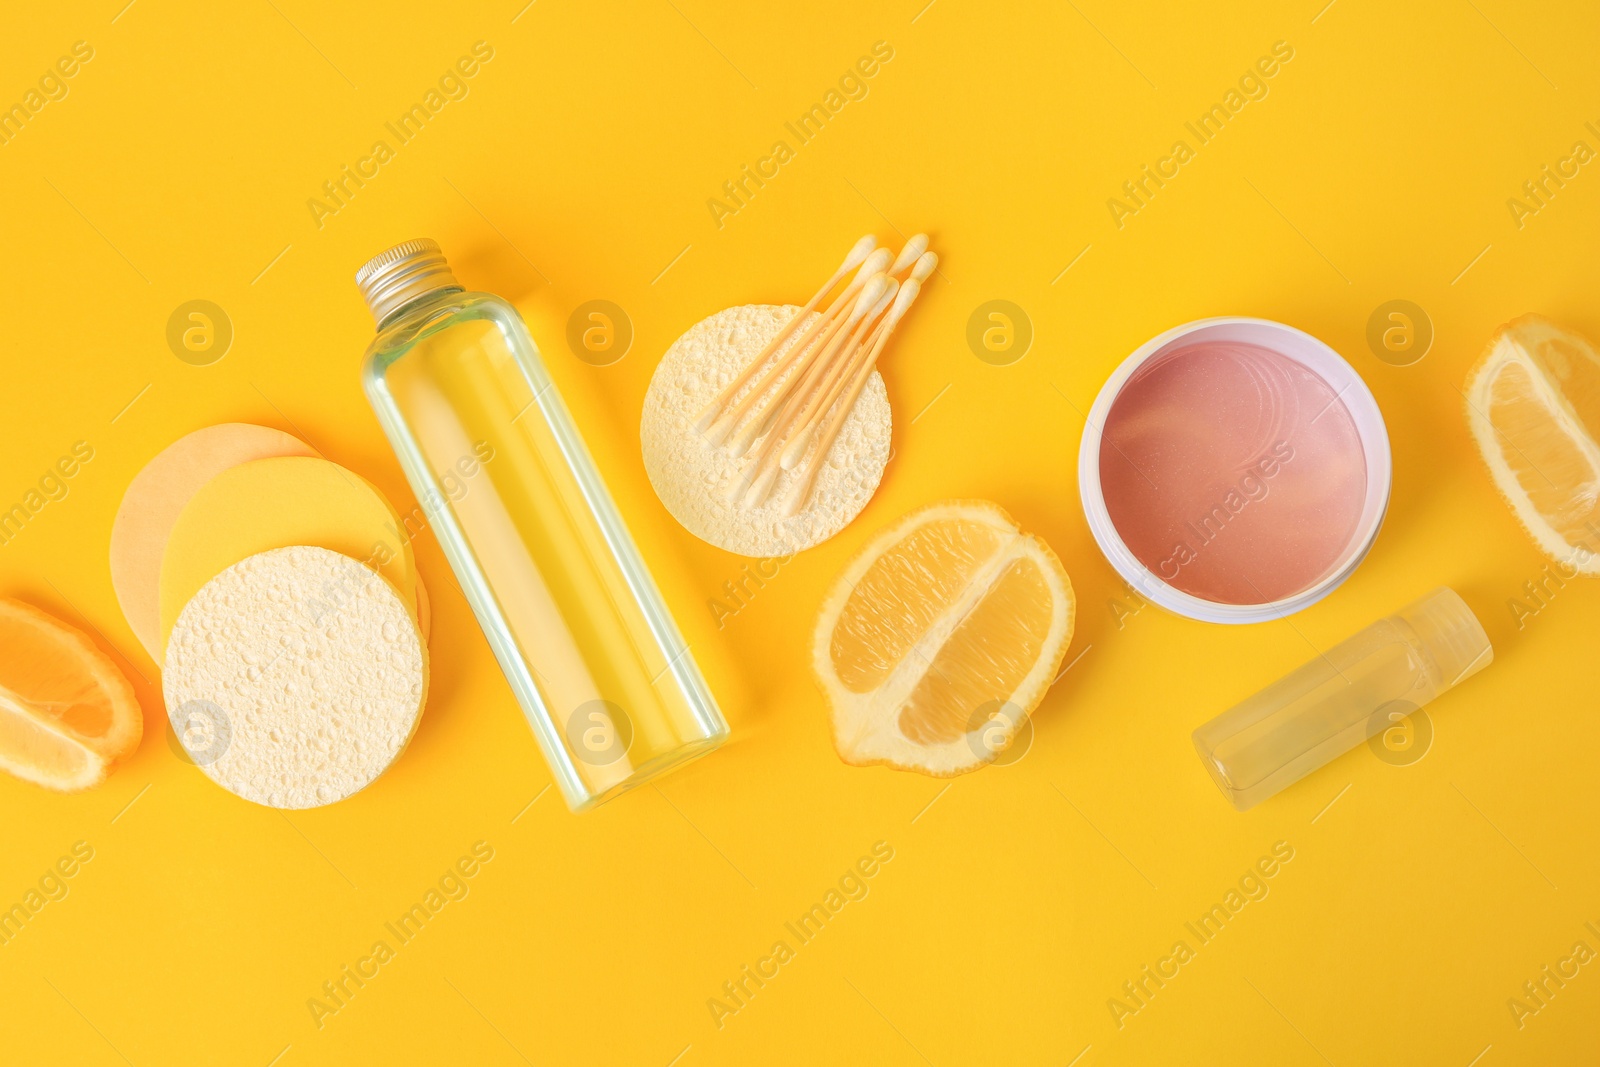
{"left": 163, "top": 546, "right": 428, "bottom": 809}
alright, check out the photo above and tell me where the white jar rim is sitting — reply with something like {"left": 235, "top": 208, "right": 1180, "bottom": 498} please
{"left": 1078, "top": 317, "right": 1392, "bottom": 625}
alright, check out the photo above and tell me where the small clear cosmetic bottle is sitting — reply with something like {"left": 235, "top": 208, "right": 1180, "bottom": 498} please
{"left": 1193, "top": 587, "right": 1491, "bottom": 811}
{"left": 356, "top": 239, "right": 729, "bottom": 811}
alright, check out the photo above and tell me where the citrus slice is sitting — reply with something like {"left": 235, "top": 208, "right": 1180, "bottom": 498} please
{"left": 0, "top": 599, "right": 143, "bottom": 791}
{"left": 1464, "top": 315, "right": 1600, "bottom": 571}
{"left": 812, "top": 500, "right": 1075, "bottom": 776}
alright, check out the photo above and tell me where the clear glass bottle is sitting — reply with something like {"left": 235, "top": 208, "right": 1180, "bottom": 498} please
{"left": 1193, "top": 587, "right": 1492, "bottom": 811}
{"left": 356, "top": 239, "right": 728, "bottom": 811}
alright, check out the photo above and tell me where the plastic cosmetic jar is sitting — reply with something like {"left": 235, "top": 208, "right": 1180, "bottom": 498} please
{"left": 1079, "top": 317, "right": 1391, "bottom": 624}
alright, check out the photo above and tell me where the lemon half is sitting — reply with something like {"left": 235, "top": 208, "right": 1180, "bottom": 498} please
{"left": 812, "top": 500, "right": 1075, "bottom": 776}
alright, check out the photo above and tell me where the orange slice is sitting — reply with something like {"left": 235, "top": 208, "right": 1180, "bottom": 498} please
{"left": 0, "top": 599, "right": 143, "bottom": 791}
{"left": 812, "top": 501, "right": 1075, "bottom": 776}
{"left": 1464, "top": 315, "right": 1600, "bottom": 570}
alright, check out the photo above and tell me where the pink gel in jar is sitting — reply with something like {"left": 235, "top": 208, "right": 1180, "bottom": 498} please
{"left": 1080, "top": 319, "right": 1391, "bottom": 624}
{"left": 1100, "top": 339, "right": 1366, "bottom": 603}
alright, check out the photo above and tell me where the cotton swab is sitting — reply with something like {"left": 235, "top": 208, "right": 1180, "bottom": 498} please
{"left": 694, "top": 235, "right": 875, "bottom": 433}
{"left": 783, "top": 275, "right": 921, "bottom": 475}
{"left": 704, "top": 246, "right": 892, "bottom": 447}
{"left": 738, "top": 277, "right": 899, "bottom": 506}
{"left": 725, "top": 273, "right": 890, "bottom": 501}
{"left": 776, "top": 250, "right": 936, "bottom": 470}
{"left": 772, "top": 278, "right": 900, "bottom": 474}
{"left": 723, "top": 270, "right": 890, "bottom": 458}
{"left": 781, "top": 275, "right": 925, "bottom": 516}
{"left": 737, "top": 241, "right": 928, "bottom": 462}
{"left": 888, "top": 233, "right": 928, "bottom": 275}
{"left": 699, "top": 233, "right": 932, "bottom": 514}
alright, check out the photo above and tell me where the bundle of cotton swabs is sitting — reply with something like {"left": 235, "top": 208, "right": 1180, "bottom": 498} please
{"left": 695, "top": 233, "right": 936, "bottom": 517}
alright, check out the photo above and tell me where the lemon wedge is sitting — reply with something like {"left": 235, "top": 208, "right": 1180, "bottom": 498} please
{"left": 1464, "top": 315, "right": 1600, "bottom": 570}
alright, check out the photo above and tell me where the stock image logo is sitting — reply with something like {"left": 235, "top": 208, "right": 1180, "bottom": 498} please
{"left": 965, "top": 699, "right": 1032, "bottom": 766}
{"left": 166, "top": 299, "right": 233, "bottom": 366}
{"left": 966, "top": 300, "right": 1032, "bottom": 366}
{"left": 1365, "top": 299, "right": 1431, "bottom": 367}
{"left": 565, "top": 700, "right": 634, "bottom": 766}
{"left": 167, "top": 698, "right": 232, "bottom": 766}
{"left": 566, "top": 300, "right": 632, "bottom": 366}
{"left": 1366, "top": 700, "right": 1432, "bottom": 766}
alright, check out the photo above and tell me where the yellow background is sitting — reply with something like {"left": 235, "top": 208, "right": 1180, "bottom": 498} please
{"left": 1, "top": 0, "right": 1597, "bottom": 1063}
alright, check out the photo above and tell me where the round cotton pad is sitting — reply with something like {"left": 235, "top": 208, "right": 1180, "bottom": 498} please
{"left": 163, "top": 546, "right": 428, "bottom": 809}
{"left": 158, "top": 456, "right": 419, "bottom": 652}
{"left": 642, "top": 304, "right": 892, "bottom": 556}
{"left": 111, "top": 424, "right": 315, "bottom": 659}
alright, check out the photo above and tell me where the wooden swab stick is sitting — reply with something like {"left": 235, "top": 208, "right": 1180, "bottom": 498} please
{"left": 738, "top": 279, "right": 898, "bottom": 506}
{"left": 720, "top": 307, "right": 855, "bottom": 456}
{"left": 756, "top": 241, "right": 927, "bottom": 469}
{"left": 782, "top": 277, "right": 924, "bottom": 516}
{"left": 725, "top": 271, "right": 889, "bottom": 458}
{"left": 706, "top": 238, "right": 919, "bottom": 449}
{"left": 779, "top": 252, "right": 936, "bottom": 471}
{"left": 761, "top": 277, "right": 896, "bottom": 454}
{"left": 768, "top": 279, "right": 899, "bottom": 474}
{"left": 776, "top": 286, "right": 906, "bottom": 473}
{"left": 780, "top": 321, "right": 909, "bottom": 517}
{"left": 694, "top": 234, "right": 875, "bottom": 433}
{"left": 704, "top": 246, "right": 891, "bottom": 447}
{"left": 723, "top": 274, "right": 890, "bottom": 501}
{"left": 701, "top": 255, "right": 869, "bottom": 445}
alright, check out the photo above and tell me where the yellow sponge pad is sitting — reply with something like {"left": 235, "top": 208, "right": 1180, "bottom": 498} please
{"left": 158, "top": 456, "right": 417, "bottom": 652}
{"left": 111, "top": 424, "right": 315, "bottom": 660}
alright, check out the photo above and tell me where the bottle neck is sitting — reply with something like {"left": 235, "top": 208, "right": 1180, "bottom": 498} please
{"left": 1395, "top": 588, "right": 1492, "bottom": 690}
{"left": 378, "top": 283, "right": 465, "bottom": 329}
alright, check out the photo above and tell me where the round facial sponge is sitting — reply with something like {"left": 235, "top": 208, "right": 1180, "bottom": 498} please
{"left": 158, "top": 456, "right": 418, "bottom": 653}
{"left": 641, "top": 304, "right": 892, "bottom": 556}
{"left": 163, "top": 546, "right": 428, "bottom": 809}
{"left": 111, "top": 424, "right": 315, "bottom": 659}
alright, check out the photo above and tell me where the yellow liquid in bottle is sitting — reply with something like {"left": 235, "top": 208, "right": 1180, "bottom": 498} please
{"left": 369, "top": 301, "right": 724, "bottom": 808}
